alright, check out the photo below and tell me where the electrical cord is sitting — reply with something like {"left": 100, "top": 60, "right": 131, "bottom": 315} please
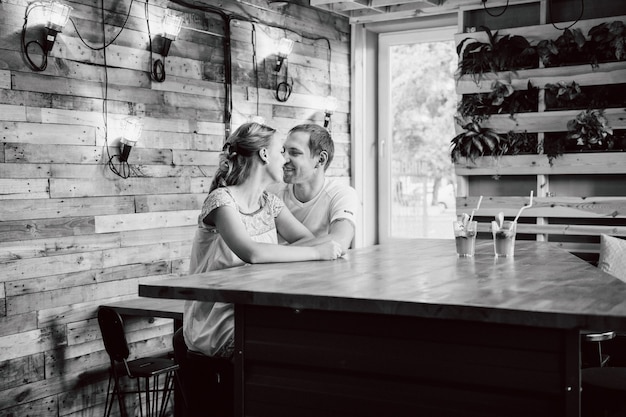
{"left": 145, "top": 0, "right": 166, "bottom": 82}
{"left": 21, "top": 2, "right": 49, "bottom": 71}
{"left": 482, "top": 0, "right": 509, "bottom": 18}
{"left": 252, "top": 23, "right": 260, "bottom": 117}
{"left": 549, "top": 0, "right": 584, "bottom": 30}
{"left": 276, "top": 80, "right": 292, "bottom": 102}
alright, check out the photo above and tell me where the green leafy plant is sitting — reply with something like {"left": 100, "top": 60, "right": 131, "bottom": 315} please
{"left": 501, "top": 131, "right": 538, "bottom": 155}
{"left": 457, "top": 27, "right": 536, "bottom": 83}
{"left": 450, "top": 118, "right": 505, "bottom": 163}
{"left": 537, "top": 28, "right": 587, "bottom": 67}
{"left": 544, "top": 81, "right": 584, "bottom": 109}
{"left": 566, "top": 109, "right": 613, "bottom": 148}
{"left": 457, "top": 93, "right": 491, "bottom": 122}
{"left": 498, "top": 81, "right": 538, "bottom": 118}
{"left": 587, "top": 21, "right": 626, "bottom": 66}
{"left": 489, "top": 80, "right": 514, "bottom": 106}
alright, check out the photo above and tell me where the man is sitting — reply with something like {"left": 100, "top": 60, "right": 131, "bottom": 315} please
{"left": 269, "top": 123, "right": 358, "bottom": 252}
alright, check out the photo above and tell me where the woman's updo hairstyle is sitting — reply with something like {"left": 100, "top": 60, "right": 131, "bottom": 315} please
{"left": 209, "top": 122, "right": 277, "bottom": 192}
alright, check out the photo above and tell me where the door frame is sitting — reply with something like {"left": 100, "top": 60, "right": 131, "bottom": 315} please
{"left": 376, "top": 26, "right": 458, "bottom": 243}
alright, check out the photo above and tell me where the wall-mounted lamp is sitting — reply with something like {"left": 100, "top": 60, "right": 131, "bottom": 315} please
{"left": 151, "top": 13, "right": 183, "bottom": 82}
{"left": 149, "top": 13, "right": 182, "bottom": 82}
{"left": 274, "top": 38, "right": 294, "bottom": 72}
{"left": 161, "top": 13, "right": 183, "bottom": 57}
{"left": 323, "top": 96, "right": 338, "bottom": 129}
{"left": 44, "top": 1, "right": 72, "bottom": 53}
{"left": 22, "top": 1, "right": 72, "bottom": 71}
{"left": 118, "top": 117, "right": 143, "bottom": 162}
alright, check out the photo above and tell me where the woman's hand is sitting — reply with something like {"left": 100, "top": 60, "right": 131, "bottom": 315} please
{"left": 315, "top": 240, "right": 344, "bottom": 260}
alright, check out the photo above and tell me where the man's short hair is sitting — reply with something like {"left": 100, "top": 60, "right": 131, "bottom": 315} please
{"left": 288, "top": 124, "right": 335, "bottom": 170}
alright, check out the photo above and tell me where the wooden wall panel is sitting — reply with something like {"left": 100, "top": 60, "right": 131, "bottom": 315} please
{"left": 0, "top": 0, "right": 350, "bottom": 415}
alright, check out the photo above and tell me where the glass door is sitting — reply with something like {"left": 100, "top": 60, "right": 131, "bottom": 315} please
{"left": 378, "top": 27, "right": 458, "bottom": 242}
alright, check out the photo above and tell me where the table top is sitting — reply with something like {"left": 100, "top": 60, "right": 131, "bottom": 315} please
{"left": 139, "top": 239, "right": 626, "bottom": 330}
{"left": 100, "top": 297, "right": 184, "bottom": 320}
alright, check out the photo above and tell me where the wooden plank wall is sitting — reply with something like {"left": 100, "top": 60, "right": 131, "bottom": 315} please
{"left": 0, "top": 0, "right": 350, "bottom": 415}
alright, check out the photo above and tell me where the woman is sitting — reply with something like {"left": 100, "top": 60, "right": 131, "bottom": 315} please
{"left": 183, "top": 122, "right": 342, "bottom": 359}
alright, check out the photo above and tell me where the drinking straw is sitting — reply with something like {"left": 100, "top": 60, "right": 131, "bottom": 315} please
{"left": 468, "top": 195, "right": 483, "bottom": 224}
{"left": 513, "top": 190, "right": 534, "bottom": 223}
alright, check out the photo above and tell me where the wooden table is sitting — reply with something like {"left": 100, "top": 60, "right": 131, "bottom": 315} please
{"left": 139, "top": 239, "right": 626, "bottom": 417}
{"left": 100, "top": 297, "right": 184, "bottom": 327}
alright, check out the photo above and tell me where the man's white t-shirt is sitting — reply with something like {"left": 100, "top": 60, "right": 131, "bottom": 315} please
{"left": 268, "top": 178, "right": 358, "bottom": 239}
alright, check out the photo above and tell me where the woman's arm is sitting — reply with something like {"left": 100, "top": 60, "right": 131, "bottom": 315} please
{"left": 208, "top": 206, "right": 341, "bottom": 263}
{"left": 274, "top": 206, "right": 315, "bottom": 244}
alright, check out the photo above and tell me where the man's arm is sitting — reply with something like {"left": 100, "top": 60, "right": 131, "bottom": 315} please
{"left": 328, "top": 218, "right": 355, "bottom": 252}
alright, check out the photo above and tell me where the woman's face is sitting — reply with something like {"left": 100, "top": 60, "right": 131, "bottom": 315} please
{"left": 264, "top": 135, "right": 287, "bottom": 182}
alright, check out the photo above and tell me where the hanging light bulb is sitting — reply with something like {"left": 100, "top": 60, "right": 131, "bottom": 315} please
{"left": 43, "top": 1, "right": 72, "bottom": 53}
{"left": 324, "top": 96, "right": 338, "bottom": 128}
{"left": 119, "top": 117, "right": 143, "bottom": 162}
{"left": 161, "top": 13, "right": 183, "bottom": 56}
{"left": 274, "top": 38, "right": 294, "bottom": 72}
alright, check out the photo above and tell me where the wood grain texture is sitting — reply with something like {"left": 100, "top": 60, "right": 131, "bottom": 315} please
{"left": 140, "top": 238, "right": 626, "bottom": 331}
{"left": 0, "top": 0, "right": 349, "bottom": 415}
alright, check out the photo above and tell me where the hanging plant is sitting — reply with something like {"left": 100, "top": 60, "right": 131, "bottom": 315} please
{"left": 566, "top": 109, "right": 613, "bottom": 148}
{"left": 450, "top": 118, "right": 505, "bottom": 163}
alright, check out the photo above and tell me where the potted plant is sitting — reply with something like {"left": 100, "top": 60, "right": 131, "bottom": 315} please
{"left": 566, "top": 109, "right": 613, "bottom": 149}
{"left": 450, "top": 118, "right": 505, "bottom": 163}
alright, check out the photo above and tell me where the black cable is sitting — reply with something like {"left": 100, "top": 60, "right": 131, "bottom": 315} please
{"left": 252, "top": 24, "right": 260, "bottom": 117}
{"left": 97, "top": 0, "right": 133, "bottom": 179}
{"left": 145, "top": 0, "right": 166, "bottom": 82}
{"left": 167, "top": 0, "right": 233, "bottom": 138}
{"left": 549, "top": 0, "right": 584, "bottom": 31}
{"left": 69, "top": 0, "right": 134, "bottom": 51}
{"left": 21, "top": 2, "right": 48, "bottom": 71}
{"left": 276, "top": 81, "right": 292, "bottom": 102}
{"left": 482, "top": 0, "right": 509, "bottom": 18}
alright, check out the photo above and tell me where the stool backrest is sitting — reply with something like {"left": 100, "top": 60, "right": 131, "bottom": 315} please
{"left": 98, "top": 306, "right": 130, "bottom": 362}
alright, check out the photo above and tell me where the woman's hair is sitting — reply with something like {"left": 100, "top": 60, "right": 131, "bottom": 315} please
{"left": 287, "top": 124, "right": 334, "bottom": 170}
{"left": 209, "top": 122, "right": 277, "bottom": 192}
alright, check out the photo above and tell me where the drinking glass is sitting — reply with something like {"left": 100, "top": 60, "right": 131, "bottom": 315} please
{"left": 453, "top": 220, "right": 477, "bottom": 257}
{"left": 492, "top": 220, "right": 517, "bottom": 257}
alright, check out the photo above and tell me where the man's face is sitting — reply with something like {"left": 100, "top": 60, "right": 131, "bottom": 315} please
{"left": 282, "top": 131, "right": 318, "bottom": 185}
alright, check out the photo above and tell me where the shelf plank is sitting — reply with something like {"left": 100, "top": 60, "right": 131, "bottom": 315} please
{"left": 456, "top": 61, "right": 626, "bottom": 94}
{"left": 474, "top": 107, "right": 626, "bottom": 133}
{"left": 454, "top": 153, "right": 626, "bottom": 176}
{"left": 457, "top": 196, "right": 626, "bottom": 219}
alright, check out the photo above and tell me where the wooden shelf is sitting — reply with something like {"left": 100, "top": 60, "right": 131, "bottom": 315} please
{"left": 456, "top": 61, "right": 626, "bottom": 94}
{"left": 455, "top": 153, "right": 626, "bottom": 176}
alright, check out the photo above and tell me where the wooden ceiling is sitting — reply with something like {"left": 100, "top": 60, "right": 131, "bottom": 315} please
{"left": 309, "top": 0, "right": 507, "bottom": 24}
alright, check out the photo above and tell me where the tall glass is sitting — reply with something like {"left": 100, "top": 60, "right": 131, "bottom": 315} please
{"left": 492, "top": 221, "right": 517, "bottom": 257}
{"left": 453, "top": 220, "right": 477, "bottom": 257}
